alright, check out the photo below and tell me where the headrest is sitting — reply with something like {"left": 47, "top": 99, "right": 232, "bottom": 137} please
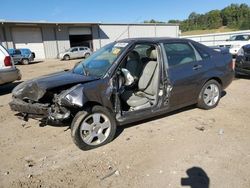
{"left": 146, "top": 48, "right": 157, "bottom": 60}
{"left": 127, "top": 51, "right": 140, "bottom": 61}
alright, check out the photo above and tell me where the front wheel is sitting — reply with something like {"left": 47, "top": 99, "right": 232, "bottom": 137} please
{"left": 63, "top": 55, "right": 70, "bottom": 61}
{"left": 197, "top": 80, "right": 221, "bottom": 110}
{"left": 71, "top": 106, "right": 117, "bottom": 150}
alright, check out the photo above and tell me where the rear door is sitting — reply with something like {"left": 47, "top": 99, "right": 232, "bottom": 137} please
{"left": 12, "top": 49, "right": 22, "bottom": 63}
{"left": 70, "top": 47, "right": 79, "bottom": 58}
{"left": 163, "top": 41, "right": 204, "bottom": 107}
{"left": 79, "top": 47, "right": 86, "bottom": 58}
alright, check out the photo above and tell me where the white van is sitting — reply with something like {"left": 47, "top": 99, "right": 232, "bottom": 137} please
{"left": 0, "top": 44, "right": 21, "bottom": 85}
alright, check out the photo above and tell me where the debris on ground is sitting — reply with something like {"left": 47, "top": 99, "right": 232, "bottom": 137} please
{"left": 27, "top": 174, "right": 33, "bottom": 179}
{"left": 4, "top": 171, "right": 9, "bottom": 175}
{"left": 219, "top": 128, "right": 224, "bottom": 135}
{"left": 195, "top": 126, "right": 205, "bottom": 131}
{"left": 100, "top": 170, "right": 117, "bottom": 181}
{"left": 114, "top": 170, "right": 120, "bottom": 176}
{"left": 21, "top": 121, "right": 26, "bottom": 127}
{"left": 25, "top": 159, "right": 35, "bottom": 168}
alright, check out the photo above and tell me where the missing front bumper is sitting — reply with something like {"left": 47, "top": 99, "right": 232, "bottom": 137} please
{"left": 9, "top": 98, "right": 49, "bottom": 117}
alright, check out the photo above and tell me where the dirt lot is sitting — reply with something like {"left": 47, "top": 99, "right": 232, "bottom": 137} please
{"left": 0, "top": 59, "right": 250, "bottom": 188}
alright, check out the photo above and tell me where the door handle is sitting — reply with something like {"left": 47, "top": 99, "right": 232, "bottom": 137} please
{"left": 193, "top": 64, "right": 202, "bottom": 70}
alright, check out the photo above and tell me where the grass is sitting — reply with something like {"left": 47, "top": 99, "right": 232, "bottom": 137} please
{"left": 181, "top": 26, "right": 237, "bottom": 36}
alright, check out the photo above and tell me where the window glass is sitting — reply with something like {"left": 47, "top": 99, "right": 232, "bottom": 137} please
{"left": 79, "top": 47, "right": 85, "bottom": 51}
{"left": 163, "top": 43, "right": 196, "bottom": 67}
{"left": 133, "top": 44, "right": 153, "bottom": 58}
{"left": 14, "top": 50, "right": 21, "bottom": 55}
{"left": 73, "top": 42, "right": 127, "bottom": 77}
{"left": 71, "top": 48, "right": 78, "bottom": 52}
{"left": 193, "top": 44, "right": 210, "bottom": 60}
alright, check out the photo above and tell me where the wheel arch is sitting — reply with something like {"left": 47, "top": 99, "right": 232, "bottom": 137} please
{"left": 205, "top": 77, "right": 223, "bottom": 87}
{"left": 80, "top": 101, "right": 114, "bottom": 115}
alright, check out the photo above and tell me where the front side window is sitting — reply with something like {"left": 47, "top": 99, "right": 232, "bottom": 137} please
{"left": 71, "top": 48, "right": 78, "bottom": 52}
{"left": 163, "top": 43, "right": 196, "bottom": 67}
{"left": 73, "top": 42, "right": 128, "bottom": 77}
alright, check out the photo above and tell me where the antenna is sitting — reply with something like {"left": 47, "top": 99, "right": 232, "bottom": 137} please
{"left": 114, "top": 17, "right": 142, "bottom": 41}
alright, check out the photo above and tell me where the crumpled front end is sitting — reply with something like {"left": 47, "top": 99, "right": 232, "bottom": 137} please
{"left": 9, "top": 81, "right": 85, "bottom": 121}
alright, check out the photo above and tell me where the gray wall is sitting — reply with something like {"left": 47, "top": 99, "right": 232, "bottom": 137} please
{"left": 0, "top": 26, "right": 14, "bottom": 48}
{"left": 42, "top": 26, "right": 58, "bottom": 58}
{"left": 181, "top": 30, "right": 250, "bottom": 46}
{"left": 92, "top": 24, "right": 179, "bottom": 51}
{"left": 0, "top": 23, "right": 179, "bottom": 58}
{"left": 55, "top": 26, "right": 70, "bottom": 54}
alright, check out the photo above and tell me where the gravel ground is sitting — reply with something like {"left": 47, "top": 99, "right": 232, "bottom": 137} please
{"left": 0, "top": 59, "right": 249, "bottom": 188}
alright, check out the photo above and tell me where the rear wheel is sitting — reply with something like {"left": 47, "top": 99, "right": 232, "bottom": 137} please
{"left": 197, "top": 80, "right": 221, "bottom": 110}
{"left": 21, "top": 58, "right": 29, "bottom": 65}
{"left": 64, "top": 55, "right": 70, "bottom": 60}
{"left": 71, "top": 106, "right": 117, "bottom": 150}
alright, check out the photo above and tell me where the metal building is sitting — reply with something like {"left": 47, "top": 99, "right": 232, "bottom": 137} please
{"left": 0, "top": 20, "right": 179, "bottom": 59}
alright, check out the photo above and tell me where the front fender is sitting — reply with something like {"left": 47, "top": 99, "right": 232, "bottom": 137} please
{"left": 57, "top": 78, "right": 114, "bottom": 111}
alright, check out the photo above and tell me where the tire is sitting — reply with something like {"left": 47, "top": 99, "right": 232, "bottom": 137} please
{"left": 71, "top": 106, "right": 117, "bottom": 150}
{"left": 85, "top": 53, "right": 90, "bottom": 58}
{"left": 197, "top": 79, "right": 222, "bottom": 110}
{"left": 64, "top": 55, "right": 70, "bottom": 61}
{"left": 21, "top": 58, "right": 29, "bottom": 65}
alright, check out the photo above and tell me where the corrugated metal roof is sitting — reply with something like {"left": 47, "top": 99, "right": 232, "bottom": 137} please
{"left": 0, "top": 20, "right": 179, "bottom": 26}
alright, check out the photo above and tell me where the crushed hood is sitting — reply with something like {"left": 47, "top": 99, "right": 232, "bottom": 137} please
{"left": 12, "top": 70, "right": 97, "bottom": 101}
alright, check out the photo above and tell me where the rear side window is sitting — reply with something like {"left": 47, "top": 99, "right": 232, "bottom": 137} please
{"left": 163, "top": 43, "right": 197, "bottom": 67}
{"left": 79, "top": 47, "right": 85, "bottom": 51}
{"left": 193, "top": 44, "right": 210, "bottom": 60}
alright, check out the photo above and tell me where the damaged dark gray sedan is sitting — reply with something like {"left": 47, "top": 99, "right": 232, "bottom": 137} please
{"left": 10, "top": 38, "right": 234, "bottom": 150}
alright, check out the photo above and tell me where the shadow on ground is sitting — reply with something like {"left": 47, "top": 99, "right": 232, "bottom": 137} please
{"left": 0, "top": 81, "right": 22, "bottom": 95}
{"left": 181, "top": 167, "right": 210, "bottom": 188}
{"left": 235, "top": 74, "right": 250, "bottom": 80}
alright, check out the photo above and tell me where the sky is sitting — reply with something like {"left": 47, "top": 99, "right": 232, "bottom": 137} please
{"left": 0, "top": 0, "right": 249, "bottom": 23}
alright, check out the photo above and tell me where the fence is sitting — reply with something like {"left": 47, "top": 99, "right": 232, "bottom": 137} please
{"left": 181, "top": 30, "right": 250, "bottom": 46}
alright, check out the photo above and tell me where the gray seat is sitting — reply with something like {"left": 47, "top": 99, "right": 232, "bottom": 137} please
{"left": 122, "top": 48, "right": 158, "bottom": 108}
{"left": 125, "top": 51, "right": 143, "bottom": 80}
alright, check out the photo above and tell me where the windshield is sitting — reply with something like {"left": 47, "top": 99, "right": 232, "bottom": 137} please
{"left": 73, "top": 42, "right": 128, "bottom": 77}
{"left": 229, "top": 35, "right": 250, "bottom": 41}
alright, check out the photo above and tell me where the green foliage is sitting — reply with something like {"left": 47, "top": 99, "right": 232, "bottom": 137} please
{"left": 178, "top": 3, "right": 250, "bottom": 32}
{"left": 144, "top": 19, "right": 165, "bottom": 23}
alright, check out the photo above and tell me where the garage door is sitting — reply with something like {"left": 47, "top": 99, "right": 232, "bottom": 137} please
{"left": 69, "top": 27, "right": 91, "bottom": 35}
{"left": 12, "top": 27, "right": 45, "bottom": 59}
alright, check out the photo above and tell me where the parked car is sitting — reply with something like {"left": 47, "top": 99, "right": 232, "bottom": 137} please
{"left": 0, "top": 45, "right": 21, "bottom": 85}
{"left": 8, "top": 48, "right": 35, "bottom": 65}
{"left": 235, "top": 44, "right": 250, "bottom": 76}
{"left": 219, "top": 34, "right": 250, "bottom": 56}
{"left": 9, "top": 38, "right": 234, "bottom": 150}
{"left": 58, "top": 47, "right": 92, "bottom": 60}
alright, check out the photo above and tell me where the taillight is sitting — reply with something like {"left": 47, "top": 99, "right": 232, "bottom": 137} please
{"left": 4, "top": 56, "right": 12, "bottom": 67}
{"left": 229, "top": 59, "right": 235, "bottom": 70}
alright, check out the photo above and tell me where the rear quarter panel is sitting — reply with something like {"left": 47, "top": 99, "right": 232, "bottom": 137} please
{"left": 191, "top": 41, "right": 234, "bottom": 92}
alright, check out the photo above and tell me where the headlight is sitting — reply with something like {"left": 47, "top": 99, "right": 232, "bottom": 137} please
{"left": 237, "top": 47, "right": 244, "bottom": 56}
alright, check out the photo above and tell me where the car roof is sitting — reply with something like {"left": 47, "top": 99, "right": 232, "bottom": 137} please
{"left": 117, "top": 37, "right": 192, "bottom": 43}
